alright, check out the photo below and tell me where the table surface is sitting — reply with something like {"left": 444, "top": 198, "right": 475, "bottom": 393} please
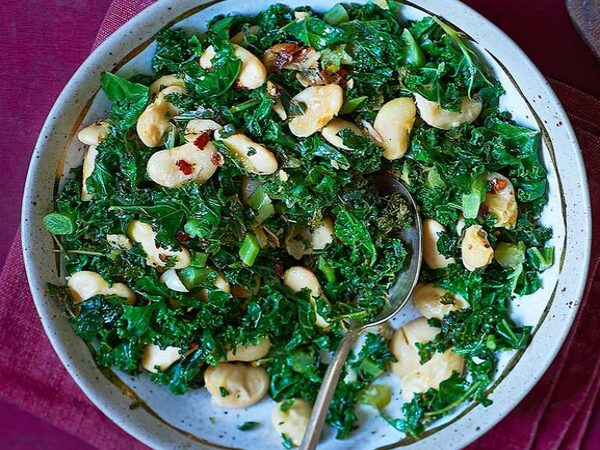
{"left": 1, "top": 0, "right": 599, "bottom": 448}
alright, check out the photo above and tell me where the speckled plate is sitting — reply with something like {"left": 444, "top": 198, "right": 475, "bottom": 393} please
{"left": 21, "top": 1, "right": 591, "bottom": 449}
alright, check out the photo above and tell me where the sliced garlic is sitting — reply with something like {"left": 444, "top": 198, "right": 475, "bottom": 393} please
{"left": 184, "top": 119, "right": 222, "bottom": 140}
{"left": 127, "top": 220, "right": 190, "bottom": 269}
{"left": 283, "top": 266, "right": 329, "bottom": 329}
{"left": 200, "top": 44, "right": 267, "bottom": 90}
{"left": 272, "top": 399, "right": 312, "bottom": 447}
{"left": 320, "top": 118, "right": 362, "bottom": 150}
{"left": 288, "top": 85, "right": 344, "bottom": 137}
{"left": 141, "top": 344, "right": 181, "bottom": 373}
{"left": 204, "top": 363, "right": 269, "bottom": 408}
{"left": 390, "top": 317, "right": 464, "bottom": 401}
{"left": 273, "top": 99, "right": 287, "bottom": 120}
{"left": 412, "top": 283, "right": 468, "bottom": 319}
{"left": 485, "top": 172, "right": 518, "bottom": 228}
{"left": 146, "top": 141, "right": 219, "bottom": 188}
{"left": 423, "top": 219, "right": 455, "bottom": 269}
{"left": 285, "top": 218, "right": 334, "bottom": 260}
{"left": 160, "top": 269, "right": 189, "bottom": 292}
{"left": 461, "top": 225, "right": 494, "bottom": 271}
{"left": 67, "top": 271, "right": 135, "bottom": 305}
{"left": 214, "top": 131, "right": 278, "bottom": 175}
{"left": 137, "top": 86, "right": 186, "bottom": 148}
{"left": 149, "top": 74, "right": 185, "bottom": 95}
{"left": 414, "top": 94, "right": 482, "bottom": 130}
{"left": 373, "top": 97, "right": 416, "bottom": 160}
{"left": 226, "top": 337, "right": 272, "bottom": 362}
{"left": 106, "top": 234, "right": 132, "bottom": 250}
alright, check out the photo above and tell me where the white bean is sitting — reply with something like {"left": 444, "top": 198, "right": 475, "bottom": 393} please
{"left": 461, "top": 225, "right": 494, "bottom": 271}
{"left": 285, "top": 218, "right": 334, "bottom": 260}
{"left": 414, "top": 93, "right": 482, "bottom": 130}
{"left": 204, "top": 363, "right": 269, "bottom": 408}
{"left": 283, "top": 266, "right": 329, "bottom": 329}
{"left": 272, "top": 399, "right": 312, "bottom": 446}
{"left": 373, "top": 97, "right": 416, "bottom": 160}
{"left": 226, "top": 337, "right": 272, "bottom": 362}
{"left": 67, "top": 271, "right": 135, "bottom": 305}
{"left": 215, "top": 131, "right": 278, "bottom": 175}
{"left": 320, "top": 118, "right": 362, "bottom": 150}
{"left": 390, "top": 317, "right": 464, "bottom": 401}
{"left": 200, "top": 44, "right": 267, "bottom": 90}
{"left": 141, "top": 344, "right": 181, "bottom": 373}
{"left": 146, "top": 141, "right": 219, "bottom": 188}
{"left": 81, "top": 146, "right": 98, "bottom": 201}
{"left": 485, "top": 172, "right": 518, "bottom": 228}
{"left": 412, "top": 283, "right": 468, "bottom": 319}
{"left": 231, "top": 25, "right": 260, "bottom": 45}
{"left": 288, "top": 85, "right": 344, "bottom": 137}
{"left": 137, "top": 86, "right": 186, "bottom": 148}
{"left": 77, "top": 121, "right": 110, "bottom": 146}
{"left": 127, "top": 220, "right": 190, "bottom": 269}
{"left": 423, "top": 219, "right": 455, "bottom": 269}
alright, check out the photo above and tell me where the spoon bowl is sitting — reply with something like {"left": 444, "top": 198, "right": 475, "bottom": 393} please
{"left": 300, "top": 176, "right": 423, "bottom": 450}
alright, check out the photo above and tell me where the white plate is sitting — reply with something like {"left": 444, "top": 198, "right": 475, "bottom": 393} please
{"left": 21, "top": 1, "right": 591, "bottom": 449}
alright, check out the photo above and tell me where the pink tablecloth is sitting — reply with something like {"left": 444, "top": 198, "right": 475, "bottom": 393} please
{"left": 1, "top": 1, "right": 599, "bottom": 449}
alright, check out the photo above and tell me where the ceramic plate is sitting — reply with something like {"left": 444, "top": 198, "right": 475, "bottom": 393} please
{"left": 21, "top": 1, "right": 591, "bottom": 449}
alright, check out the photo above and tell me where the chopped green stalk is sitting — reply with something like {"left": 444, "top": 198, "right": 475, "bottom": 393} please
{"left": 400, "top": 29, "right": 425, "bottom": 67}
{"left": 323, "top": 4, "right": 349, "bottom": 25}
{"left": 239, "top": 233, "right": 260, "bottom": 266}
{"left": 360, "top": 384, "right": 392, "bottom": 409}
{"left": 462, "top": 174, "right": 487, "bottom": 219}
{"left": 528, "top": 247, "right": 554, "bottom": 271}
{"left": 339, "top": 96, "right": 368, "bottom": 114}
{"left": 248, "top": 186, "right": 274, "bottom": 223}
{"left": 179, "top": 267, "right": 210, "bottom": 290}
{"left": 43, "top": 212, "right": 77, "bottom": 235}
{"left": 495, "top": 242, "right": 526, "bottom": 268}
{"left": 318, "top": 256, "right": 336, "bottom": 283}
{"left": 190, "top": 251, "right": 208, "bottom": 267}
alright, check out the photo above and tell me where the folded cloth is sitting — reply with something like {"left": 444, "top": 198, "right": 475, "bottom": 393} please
{"left": 0, "top": 1, "right": 598, "bottom": 449}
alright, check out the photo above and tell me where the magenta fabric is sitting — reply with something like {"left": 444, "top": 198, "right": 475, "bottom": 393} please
{"left": 1, "top": 1, "right": 599, "bottom": 449}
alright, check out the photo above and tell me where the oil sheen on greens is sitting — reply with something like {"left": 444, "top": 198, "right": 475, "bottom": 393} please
{"left": 44, "top": 1, "right": 553, "bottom": 443}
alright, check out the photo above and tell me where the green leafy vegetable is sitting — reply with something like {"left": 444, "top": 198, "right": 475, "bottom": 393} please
{"left": 45, "top": 3, "right": 553, "bottom": 444}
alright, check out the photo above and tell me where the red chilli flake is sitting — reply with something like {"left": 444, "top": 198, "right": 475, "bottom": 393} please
{"left": 193, "top": 132, "right": 210, "bottom": 150}
{"left": 176, "top": 159, "right": 194, "bottom": 175}
{"left": 491, "top": 177, "right": 508, "bottom": 192}
{"left": 176, "top": 231, "right": 190, "bottom": 242}
{"left": 211, "top": 152, "right": 224, "bottom": 167}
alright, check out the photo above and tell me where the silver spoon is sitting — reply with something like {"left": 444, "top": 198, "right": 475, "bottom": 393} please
{"left": 299, "top": 177, "right": 422, "bottom": 450}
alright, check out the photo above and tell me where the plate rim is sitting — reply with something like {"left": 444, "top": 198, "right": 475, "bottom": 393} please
{"left": 20, "top": 0, "right": 592, "bottom": 449}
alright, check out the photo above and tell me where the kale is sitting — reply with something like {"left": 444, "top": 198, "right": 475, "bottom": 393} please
{"left": 44, "top": 1, "right": 553, "bottom": 443}
{"left": 100, "top": 72, "right": 150, "bottom": 132}
{"left": 152, "top": 28, "right": 198, "bottom": 76}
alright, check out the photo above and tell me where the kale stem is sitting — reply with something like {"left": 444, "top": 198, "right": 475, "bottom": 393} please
{"left": 51, "top": 234, "right": 70, "bottom": 260}
{"left": 423, "top": 381, "right": 481, "bottom": 417}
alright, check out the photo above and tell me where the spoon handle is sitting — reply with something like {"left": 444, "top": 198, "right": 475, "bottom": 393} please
{"left": 300, "top": 330, "right": 361, "bottom": 450}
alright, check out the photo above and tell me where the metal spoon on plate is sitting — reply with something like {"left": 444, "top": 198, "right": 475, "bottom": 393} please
{"left": 299, "top": 176, "right": 422, "bottom": 450}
